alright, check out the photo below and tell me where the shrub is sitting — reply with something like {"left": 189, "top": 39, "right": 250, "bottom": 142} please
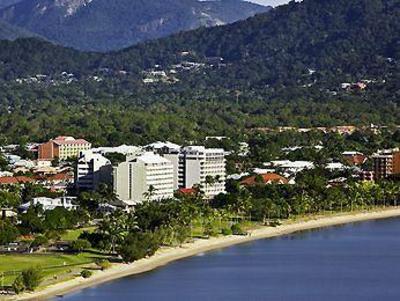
{"left": 231, "top": 224, "right": 245, "bottom": 236}
{"left": 71, "top": 239, "right": 91, "bottom": 252}
{"left": 80, "top": 270, "right": 92, "bottom": 278}
{"left": 203, "top": 222, "right": 219, "bottom": 237}
{"left": 96, "top": 259, "right": 111, "bottom": 271}
{"left": 12, "top": 275, "right": 26, "bottom": 294}
{"left": 21, "top": 267, "right": 43, "bottom": 291}
{"left": 221, "top": 228, "right": 232, "bottom": 236}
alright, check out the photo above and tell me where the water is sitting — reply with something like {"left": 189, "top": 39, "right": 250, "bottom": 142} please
{"left": 59, "top": 218, "right": 400, "bottom": 301}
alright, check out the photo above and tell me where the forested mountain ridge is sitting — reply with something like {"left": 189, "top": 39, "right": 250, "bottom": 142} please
{"left": 0, "top": 0, "right": 398, "bottom": 89}
{"left": 0, "top": 0, "right": 399, "bottom": 145}
{"left": 100, "top": 0, "right": 400, "bottom": 88}
{"left": 0, "top": 0, "right": 270, "bottom": 51}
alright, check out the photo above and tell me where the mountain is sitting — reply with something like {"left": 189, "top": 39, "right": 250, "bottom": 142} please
{"left": 0, "top": 0, "right": 399, "bottom": 143}
{"left": 0, "top": 0, "right": 21, "bottom": 9}
{"left": 101, "top": 0, "right": 400, "bottom": 89}
{"left": 0, "top": 0, "right": 270, "bottom": 51}
{"left": 0, "top": 19, "right": 38, "bottom": 40}
{"left": 0, "top": 0, "right": 398, "bottom": 87}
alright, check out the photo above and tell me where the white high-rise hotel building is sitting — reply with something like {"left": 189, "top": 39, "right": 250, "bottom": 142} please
{"left": 113, "top": 143, "right": 226, "bottom": 205}
{"left": 161, "top": 145, "right": 226, "bottom": 198}
{"left": 113, "top": 152, "right": 174, "bottom": 205}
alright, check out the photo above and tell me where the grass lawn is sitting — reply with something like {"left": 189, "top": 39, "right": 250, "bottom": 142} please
{"left": 0, "top": 252, "right": 102, "bottom": 286}
{"left": 60, "top": 226, "right": 96, "bottom": 241}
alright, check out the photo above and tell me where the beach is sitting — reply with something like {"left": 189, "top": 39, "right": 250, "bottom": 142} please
{"left": 8, "top": 207, "right": 400, "bottom": 301}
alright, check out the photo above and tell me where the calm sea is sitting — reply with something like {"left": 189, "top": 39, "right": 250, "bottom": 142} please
{"left": 58, "top": 218, "right": 400, "bottom": 301}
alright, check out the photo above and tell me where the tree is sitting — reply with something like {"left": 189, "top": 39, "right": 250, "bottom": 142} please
{"left": 18, "top": 206, "right": 45, "bottom": 234}
{"left": 71, "top": 239, "right": 91, "bottom": 253}
{"left": 12, "top": 275, "right": 25, "bottom": 294}
{"left": 0, "top": 220, "right": 19, "bottom": 245}
{"left": 143, "top": 185, "right": 157, "bottom": 202}
{"left": 21, "top": 267, "right": 43, "bottom": 291}
{"left": 30, "top": 235, "right": 49, "bottom": 249}
{"left": 97, "top": 210, "right": 133, "bottom": 253}
{"left": 120, "top": 232, "right": 160, "bottom": 263}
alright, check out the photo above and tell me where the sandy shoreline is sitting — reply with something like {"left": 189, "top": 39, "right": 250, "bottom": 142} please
{"left": 7, "top": 207, "right": 400, "bottom": 301}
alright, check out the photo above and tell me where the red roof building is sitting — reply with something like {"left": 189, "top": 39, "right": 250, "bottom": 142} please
{"left": 177, "top": 188, "right": 198, "bottom": 196}
{"left": 38, "top": 136, "right": 91, "bottom": 161}
{"left": 342, "top": 152, "right": 367, "bottom": 166}
{"left": 0, "top": 176, "right": 35, "bottom": 185}
{"left": 240, "top": 173, "right": 289, "bottom": 186}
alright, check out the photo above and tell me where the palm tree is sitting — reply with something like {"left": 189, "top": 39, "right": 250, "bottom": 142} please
{"left": 143, "top": 185, "right": 157, "bottom": 202}
{"left": 98, "top": 210, "right": 130, "bottom": 254}
{"left": 204, "top": 175, "right": 216, "bottom": 197}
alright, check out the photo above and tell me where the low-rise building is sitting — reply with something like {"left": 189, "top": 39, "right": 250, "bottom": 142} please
{"left": 342, "top": 151, "right": 367, "bottom": 166}
{"left": 113, "top": 152, "right": 174, "bottom": 205}
{"left": 265, "top": 160, "right": 315, "bottom": 176}
{"left": 20, "top": 196, "right": 78, "bottom": 212}
{"left": 76, "top": 151, "right": 112, "bottom": 190}
{"left": 38, "top": 136, "right": 91, "bottom": 161}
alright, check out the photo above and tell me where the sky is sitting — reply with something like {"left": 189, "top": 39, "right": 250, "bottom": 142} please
{"left": 247, "top": 0, "right": 294, "bottom": 7}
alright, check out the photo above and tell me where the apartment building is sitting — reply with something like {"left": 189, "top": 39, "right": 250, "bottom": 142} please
{"left": 113, "top": 152, "right": 174, "bottom": 205}
{"left": 372, "top": 148, "right": 400, "bottom": 180}
{"left": 76, "top": 151, "right": 112, "bottom": 190}
{"left": 38, "top": 136, "right": 91, "bottom": 161}
{"left": 162, "top": 146, "right": 226, "bottom": 199}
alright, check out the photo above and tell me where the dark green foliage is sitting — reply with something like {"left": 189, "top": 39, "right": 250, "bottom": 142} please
{"left": 221, "top": 228, "right": 233, "bottom": 236}
{"left": 231, "top": 224, "right": 245, "bottom": 235}
{"left": 0, "top": 220, "right": 19, "bottom": 245}
{"left": 71, "top": 239, "right": 91, "bottom": 253}
{"left": 30, "top": 235, "right": 48, "bottom": 248}
{"left": 44, "top": 207, "right": 78, "bottom": 230}
{"left": 80, "top": 269, "right": 92, "bottom": 278}
{"left": 120, "top": 232, "right": 160, "bottom": 263}
{"left": 12, "top": 275, "right": 25, "bottom": 294}
{"left": 104, "top": 153, "right": 126, "bottom": 166}
{"left": 19, "top": 206, "right": 45, "bottom": 234}
{"left": 79, "top": 231, "right": 105, "bottom": 250}
{"left": 95, "top": 259, "right": 111, "bottom": 271}
{"left": 20, "top": 267, "right": 42, "bottom": 291}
